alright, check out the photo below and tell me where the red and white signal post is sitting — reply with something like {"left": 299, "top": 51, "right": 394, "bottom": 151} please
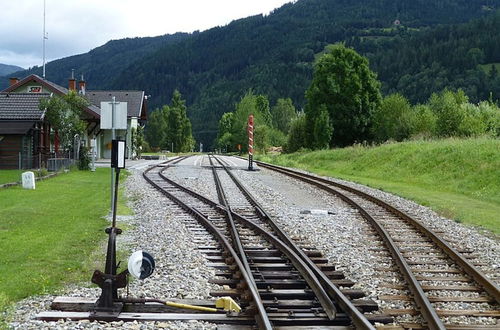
{"left": 248, "top": 114, "right": 254, "bottom": 171}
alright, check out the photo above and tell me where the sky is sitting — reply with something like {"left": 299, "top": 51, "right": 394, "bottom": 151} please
{"left": 0, "top": 0, "right": 293, "bottom": 69}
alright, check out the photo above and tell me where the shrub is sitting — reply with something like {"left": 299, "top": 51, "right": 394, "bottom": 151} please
{"left": 78, "top": 146, "right": 91, "bottom": 170}
{"left": 410, "top": 104, "right": 437, "bottom": 138}
{"left": 429, "top": 89, "right": 468, "bottom": 137}
{"left": 458, "top": 103, "right": 487, "bottom": 137}
{"left": 285, "top": 114, "right": 308, "bottom": 153}
{"left": 372, "top": 93, "right": 413, "bottom": 141}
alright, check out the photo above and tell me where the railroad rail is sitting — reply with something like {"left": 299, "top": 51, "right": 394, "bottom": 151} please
{"left": 251, "top": 158, "right": 500, "bottom": 329}
{"left": 142, "top": 156, "right": 391, "bottom": 328}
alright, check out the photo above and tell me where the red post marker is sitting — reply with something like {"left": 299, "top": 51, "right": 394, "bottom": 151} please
{"left": 248, "top": 114, "right": 254, "bottom": 171}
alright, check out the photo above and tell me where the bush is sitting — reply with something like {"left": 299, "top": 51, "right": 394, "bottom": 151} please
{"left": 372, "top": 93, "right": 413, "bottom": 142}
{"left": 429, "top": 89, "right": 468, "bottom": 137}
{"left": 268, "top": 128, "right": 287, "bottom": 147}
{"left": 458, "top": 103, "right": 488, "bottom": 137}
{"left": 78, "top": 146, "right": 91, "bottom": 170}
{"left": 410, "top": 104, "right": 437, "bottom": 138}
{"left": 477, "top": 101, "right": 500, "bottom": 137}
{"left": 285, "top": 114, "right": 308, "bottom": 153}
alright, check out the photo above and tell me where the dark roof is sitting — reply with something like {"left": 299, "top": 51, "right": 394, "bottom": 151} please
{"left": 0, "top": 93, "right": 48, "bottom": 120}
{"left": 85, "top": 91, "right": 145, "bottom": 118}
{"left": 0, "top": 121, "right": 36, "bottom": 134}
{"left": 2, "top": 74, "right": 100, "bottom": 118}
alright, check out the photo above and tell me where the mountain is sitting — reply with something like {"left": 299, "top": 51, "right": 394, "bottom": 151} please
{"left": 0, "top": 32, "right": 190, "bottom": 90}
{"left": 0, "top": 63, "right": 24, "bottom": 77}
{"left": 360, "top": 11, "right": 500, "bottom": 104}
{"left": 3, "top": 0, "right": 499, "bottom": 147}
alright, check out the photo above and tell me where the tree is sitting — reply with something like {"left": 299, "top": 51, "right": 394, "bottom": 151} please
{"left": 305, "top": 43, "right": 381, "bottom": 147}
{"left": 227, "top": 91, "right": 271, "bottom": 152}
{"left": 145, "top": 109, "right": 166, "bottom": 150}
{"left": 429, "top": 89, "right": 468, "bottom": 137}
{"left": 372, "top": 93, "right": 413, "bottom": 142}
{"left": 285, "top": 112, "right": 308, "bottom": 153}
{"left": 312, "top": 105, "right": 332, "bottom": 149}
{"left": 145, "top": 90, "right": 194, "bottom": 152}
{"left": 271, "top": 98, "right": 297, "bottom": 134}
{"left": 216, "top": 112, "right": 234, "bottom": 150}
{"left": 40, "top": 91, "right": 88, "bottom": 151}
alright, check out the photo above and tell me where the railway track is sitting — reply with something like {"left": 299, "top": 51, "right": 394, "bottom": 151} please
{"left": 251, "top": 158, "right": 500, "bottom": 329}
{"left": 143, "top": 156, "right": 392, "bottom": 329}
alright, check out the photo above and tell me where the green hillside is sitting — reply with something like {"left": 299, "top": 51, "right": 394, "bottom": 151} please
{"left": 258, "top": 137, "right": 500, "bottom": 235}
{"left": 2, "top": 0, "right": 499, "bottom": 147}
{"left": 0, "top": 63, "right": 23, "bottom": 77}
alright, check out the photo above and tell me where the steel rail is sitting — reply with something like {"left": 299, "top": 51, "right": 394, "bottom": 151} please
{"left": 254, "top": 160, "right": 500, "bottom": 305}
{"left": 208, "top": 155, "right": 339, "bottom": 321}
{"left": 207, "top": 156, "right": 262, "bottom": 299}
{"left": 252, "top": 160, "right": 448, "bottom": 329}
{"left": 143, "top": 161, "right": 273, "bottom": 330}
{"left": 157, "top": 161, "right": 338, "bottom": 321}
{"left": 213, "top": 155, "right": 376, "bottom": 330}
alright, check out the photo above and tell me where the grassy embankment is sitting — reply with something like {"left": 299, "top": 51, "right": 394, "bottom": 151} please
{"left": 0, "top": 170, "right": 23, "bottom": 185}
{"left": 258, "top": 137, "right": 499, "bottom": 236}
{"left": 0, "top": 168, "right": 131, "bottom": 314}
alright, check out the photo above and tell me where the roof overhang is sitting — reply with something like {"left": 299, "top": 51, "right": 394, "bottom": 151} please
{"left": 0, "top": 121, "right": 36, "bottom": 134}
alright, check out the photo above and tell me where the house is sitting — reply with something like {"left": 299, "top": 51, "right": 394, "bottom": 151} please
{"left": 0, "top": 93, "right": 50, "bottom": 169}
{"left": 1, "top": 74, "right": 147, "bottom": 168}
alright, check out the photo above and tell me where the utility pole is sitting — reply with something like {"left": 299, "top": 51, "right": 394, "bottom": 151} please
{"left": 42, "top": 0, "right": 48, "bottom": 78}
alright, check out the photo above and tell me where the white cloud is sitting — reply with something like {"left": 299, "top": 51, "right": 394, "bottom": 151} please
{"left": 0, "top": 0, "right": 292, "bottom": 68}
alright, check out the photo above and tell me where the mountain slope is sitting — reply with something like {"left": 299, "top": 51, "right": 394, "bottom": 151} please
{"left": 112, "top": 0, "right": 498, "bottom": 145}
{"left": 0, "top": 64, "right": 24, "bottom": 77}
{"left": 3, "top": 0, "right": 499, "bottom": 146}
{"left": 0, "top": 33, "right": 189, "bottom": 90}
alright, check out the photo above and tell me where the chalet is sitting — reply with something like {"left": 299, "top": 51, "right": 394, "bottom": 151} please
{"left": 0, "top": 93, "right": 50, "bottom": 169}
{"left": 0, "top": 74, "right": 147, "bottom": 169}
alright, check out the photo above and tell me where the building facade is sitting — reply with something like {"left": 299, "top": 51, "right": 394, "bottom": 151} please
{"left": 0, "top": 74, "right": 147, "bottom": 169}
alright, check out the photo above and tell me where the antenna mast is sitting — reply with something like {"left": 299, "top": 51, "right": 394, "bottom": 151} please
{"left": 42, "top": 0, "right": 47, "bottom": 78}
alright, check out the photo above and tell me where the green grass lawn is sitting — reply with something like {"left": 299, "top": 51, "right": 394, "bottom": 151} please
{"left": 0, "top": 170, "right": 23, "bottom": 185}
{"left": 258, "top": 137, "right": 500, "bottom": 236}
{"left": 0, "top": 168, "right": 131, "bottom": 313}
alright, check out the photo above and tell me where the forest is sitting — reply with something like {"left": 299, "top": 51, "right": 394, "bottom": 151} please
{"left": 2, "top": 0, "right": 499, "bottom": 147}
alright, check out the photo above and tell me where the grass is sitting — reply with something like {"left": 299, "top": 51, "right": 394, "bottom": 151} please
{"left": 0, "top": 170, "right": 23, "bottom": 185}
{"left": 257, "top": 137, "right": 500, "bottom": 236}
{"left": 0, "top": 168, "right": 131, "bottom": 315}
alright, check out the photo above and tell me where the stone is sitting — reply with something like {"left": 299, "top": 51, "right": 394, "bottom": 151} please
{"left": 22, "top": 171, "right": 36, "bottom": 190}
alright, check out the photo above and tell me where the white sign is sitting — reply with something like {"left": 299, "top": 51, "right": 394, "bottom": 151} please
{"left": 22, "top": 171, "right": 36, "bottom": 190}
{"left": 100, "top": 101, "right": 127, "bottom": 129}
{"left": 117, "top": 140, "right": 125, "bottom": 168}
{"left": 90, "top": 138, "right": 96, "bottom": 147}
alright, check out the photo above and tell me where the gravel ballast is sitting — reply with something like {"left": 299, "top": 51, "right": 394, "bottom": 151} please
{"left": 6, "top": 156, "right": 499, "bottom": 328}
{"left": 6, "top": 163, "right": 217, "bottom": 329}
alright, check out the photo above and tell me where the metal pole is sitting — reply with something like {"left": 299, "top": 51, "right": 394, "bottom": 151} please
{"left": 171, "top": 142, "right": 174, "bottom": 153}
{"left": 111, "top": 97, "right": 116, "bottom": 211}
{"left": 42, "top": 0, "right": 47, "bottom": 78}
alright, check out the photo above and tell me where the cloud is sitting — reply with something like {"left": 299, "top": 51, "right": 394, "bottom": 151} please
{"left": 0, "top": 0, "right": 292, "bottom": 68}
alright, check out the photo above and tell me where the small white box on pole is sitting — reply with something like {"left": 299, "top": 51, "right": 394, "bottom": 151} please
{"left": 22, "top": 171, "right": 36, "bottom": 190}
{"left": 111, "top": 140, "right": 126, "bottom": 169}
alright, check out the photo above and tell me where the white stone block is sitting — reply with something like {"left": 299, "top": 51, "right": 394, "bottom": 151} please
{"left": 22, "top": 171, "right": 36, "bottom": 190}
